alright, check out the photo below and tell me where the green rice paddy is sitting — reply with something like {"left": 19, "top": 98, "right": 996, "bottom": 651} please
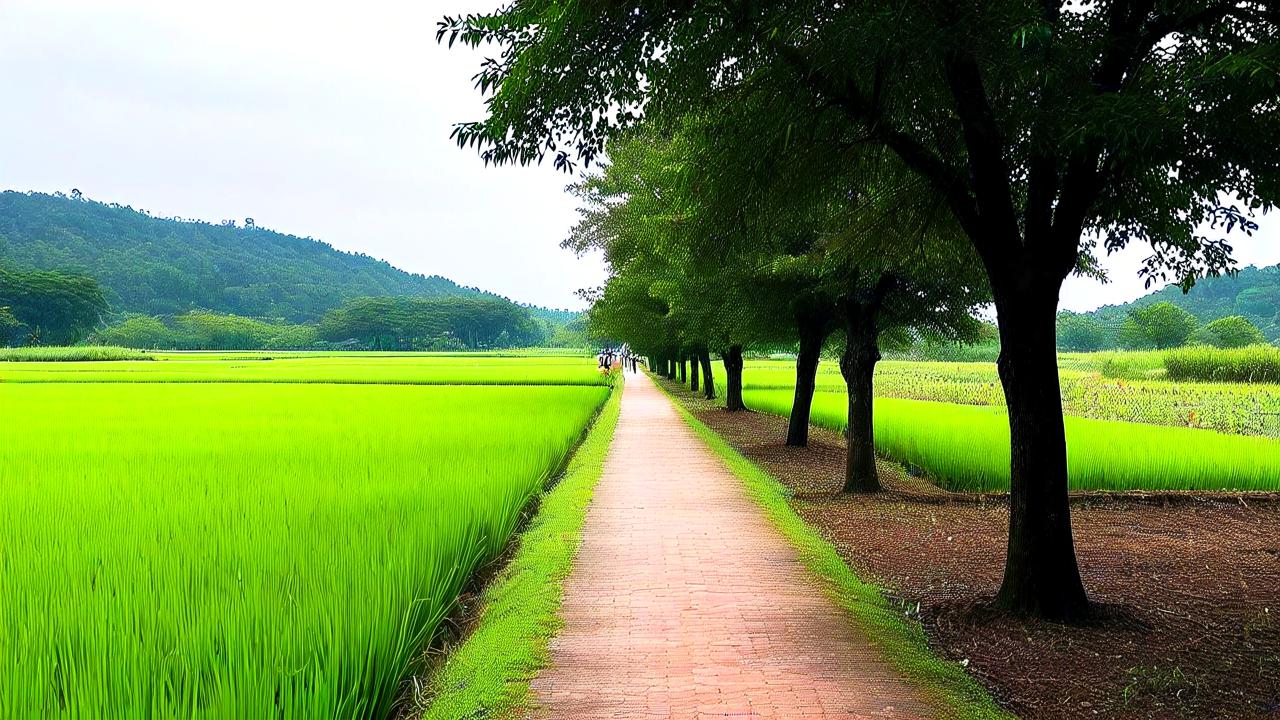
{"left": 742, "top": 388, "right": 1280, "bottom": 493}
{"left": 0, "top": 353, "right": 609, "bottom": 717}
{"left": 743, "top": 358, "right": 1280, "bottom": 436}
{"left": 0, "top": 353, "right": 611, "bottom": 386}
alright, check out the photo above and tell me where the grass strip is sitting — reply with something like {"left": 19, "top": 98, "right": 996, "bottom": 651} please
{"left": 0, "top": 345, "right": 150, "bottom": 361}
{"left": 655, "top": 379, "right": 1012, "bottom": 720}
{"left": 417, "top": 380, "right": 623, "bottom": 719}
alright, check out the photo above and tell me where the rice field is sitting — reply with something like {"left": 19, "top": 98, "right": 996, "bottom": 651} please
{"left": 743, "top": 390, "right": 1280, "bottom": 492}
{"left": 0, "top": 353, "right": 610, "bottom": 717}
{"left": 743, "top": 358, "right": 1280, "bottom": 436}
{"left": 0, "top": 353, "right": 610, "bottom": 386}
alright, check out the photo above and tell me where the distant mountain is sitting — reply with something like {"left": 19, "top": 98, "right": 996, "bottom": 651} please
{"left": 0, "top": 191, "right": 490, "bottom": 322}
{"left": 1086, "top": 265, "right": 1280, "bottom": 341}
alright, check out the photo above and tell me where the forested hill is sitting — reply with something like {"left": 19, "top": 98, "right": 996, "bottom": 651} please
{"left": 0, "top": 191, "right": 485, "bottom": 321}
{"left": 1086, "top": 265, "right": 1280, "bottom": 341}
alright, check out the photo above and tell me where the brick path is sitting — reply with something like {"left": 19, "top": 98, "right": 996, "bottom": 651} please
{"left": 529, "top": 372, "right": 935, "bottom": 719}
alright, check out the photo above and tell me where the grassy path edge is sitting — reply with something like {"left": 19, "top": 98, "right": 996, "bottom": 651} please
{"left": 654, "top": 379, "right": 1013, "bottom": 720}
{"left": 416, "top": 379, "right": 623, "bottom": 719}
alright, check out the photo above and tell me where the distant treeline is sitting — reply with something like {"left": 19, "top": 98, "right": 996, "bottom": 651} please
{"left": 90, "top": 296, "right": 585, "bottom": 351}
{"left": 0, "top": 261, "right": 587, "bottom": 351}
{"left": 0, "top": 190, "right": 590, "bottom": 350}
{"left": 1058, "top": 302, "right": 1270, "bottom": 352}
{"left": 1, "top": 264, "right": 587, "bottom": 351}
{"left": 1057, "top": 265, "right": 1280, "bottom": 352}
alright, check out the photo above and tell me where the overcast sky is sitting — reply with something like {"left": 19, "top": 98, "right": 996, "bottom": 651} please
{"left": 0, "top": 1, "right": 1274, "bottom": 312}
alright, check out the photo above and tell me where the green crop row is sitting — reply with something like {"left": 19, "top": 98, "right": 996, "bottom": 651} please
{"left": 0, "top": 353, "right": 611, "bottom": 386}
{"left": 0, "top": 345, "right": 151, "bottom": 362}
{"left": 742, "top": 389, "right": 1280, "bottom": 493}
{"left": 1164, "top": 344, "right": 1280, "bottom": 384}
{"left": 741, "top": 358, "right": 1280, "bottom": 436}
{"left": 0, "top": 381, "right": 609, "bottom": 717}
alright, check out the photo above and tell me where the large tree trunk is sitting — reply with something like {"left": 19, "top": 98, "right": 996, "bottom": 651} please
{"left": 992, "top": 277, "right": 1089, "bottom": 621}
{"left": 839, "top": 304, "right": 880, "bottom": 493}
{"left": 699, "top": 350, "right": 715, "bottom": 400}
{"left": 689, "top": 354, "right": 700, "bottom": 393}
{"left": 679, "top": 358, "right": 687, "bottom": 384}
{"left": 723, "top": 345, "right": 745, "bottom": 411}
{"left": 786, "top": 316, "right": 827, "bottom": 447}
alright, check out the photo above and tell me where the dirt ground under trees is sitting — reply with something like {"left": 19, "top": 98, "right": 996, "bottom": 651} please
{"left": 661, "top": 380, "right": 1280, "bottom": 719}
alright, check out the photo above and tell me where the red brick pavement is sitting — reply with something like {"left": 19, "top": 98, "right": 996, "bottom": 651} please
{"left": 529, "top": 372, "right": 936, "bottom": 719}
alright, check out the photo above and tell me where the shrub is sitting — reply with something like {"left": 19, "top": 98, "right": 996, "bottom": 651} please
{"left": 1119, "top": 302, "right": 1199, "bottom": 350}
{"left": 1056, "top": 312, "right": 1108, "bottom": 352}
{"left": 91, "top": 315, "right": 172, "bottom": 348}
{"left": 1189, "top": 315, "right": 1266, "bottom": 349}
{"left": 0, "top": 346, "right": 150, "bottom": 362}
{"left": 93, "top": 312, "right": 319, "bottom": 350}
{"left": 1090, "top": 350, "right": 1166, "bottom": 379}
{"left": 1164, "top": 344, "right": 1280, "bottom": 383}
{"left": 884, "top": 339, "right": 1001, "bottom": 363}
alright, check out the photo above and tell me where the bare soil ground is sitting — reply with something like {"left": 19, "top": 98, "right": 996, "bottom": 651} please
{"left": 662, "top": 379, "right": 1280, "bottom": 719}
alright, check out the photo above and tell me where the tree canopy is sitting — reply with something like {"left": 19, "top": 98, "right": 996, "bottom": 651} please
{"left": 1191, "top": 315, "right": 1267, "bottom": 348}
{"left": 316, "top": 296, "right": 546, "bottom": 351}
{"left": 1119, "top": 301, "right": 1201, "bottom": 349}
{"left": 1056, "top": 312, "right": 1109, "bottom": 352}
{"left": 0, "top": 265, "right": 108, "bottom": 345}
{"left": 442, "top": 0, "right": 1280, "bottom": 620}
{"left": 92, "top": 312, "right": 320, "bottom": 351}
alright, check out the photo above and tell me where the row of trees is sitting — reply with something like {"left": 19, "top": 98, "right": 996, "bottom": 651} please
{"left": 315, "top": 296, "right": 547, "bottom": 350}
{"left": 443, "top": 0, "right": 1279, "bottom": 620}
{"left": 1092, "top": 264, "right": 1280, "bottom": 342}
{"left": 89, "top": 296, "right": 552, "bottom": 351}
{"left": 572, "top": 126, "right": 987, "bottom": 494}
{"left": 1058, "top": 303, "right": 1268, "bottom": 351}
{"left": 93, "top": 312, "right": 319, "bottom": 351}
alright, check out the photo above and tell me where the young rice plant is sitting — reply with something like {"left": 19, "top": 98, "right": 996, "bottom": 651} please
{"left": 0, "top": 380, "right": 608, "bottom": 717}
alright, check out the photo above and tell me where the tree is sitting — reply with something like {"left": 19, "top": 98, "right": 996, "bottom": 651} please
{"left": 441, "top": 0, "right": 1279, "bottom": 619}
{"left": 0, "top": 266, "right": 108, "bottom": 345}
{"left": 1124, "top": 302, "right": 1200, "bottom": 349}
{"left": 317, "top": 296, "right": 544, "bottom": 350}
{"left": 575, "top": 115, "right": 986, "bottom": 493}
{"left": 92, "top": 314, "right": 172, "bottom": 349}
{"left": 1057, "top": 313, "right": 1108, "bottom": 352}
{"left": 564, "top": 129, "right": 797, "bottom": 410}
{"left": 682, "top": 128, "right": 987, "bottom": 492}
{"left": 1191, "top": 315, "right": 1267, "bottom": 348}
{"left": 0, "top": 306, "right": 23, "bottom": 345}
{"left": 654, "top": 102, "right": 989, "bottom": 491}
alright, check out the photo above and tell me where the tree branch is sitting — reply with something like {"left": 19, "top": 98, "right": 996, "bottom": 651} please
{"left": 941, "top": 49, "right": 1023, "bottom": 256}
{"left": 764, "top": 38, "right": 984, "bottom": 242}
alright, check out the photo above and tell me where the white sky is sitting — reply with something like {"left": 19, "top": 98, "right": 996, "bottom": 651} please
{"left": 1061, "top": 219, "right": 1280, "bottom": 311}
{"left": 0, "top": 1, "right": 1274, "bottom": 312}
{"left": 0, "top": 0, "right": 603, "bottom": 310}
